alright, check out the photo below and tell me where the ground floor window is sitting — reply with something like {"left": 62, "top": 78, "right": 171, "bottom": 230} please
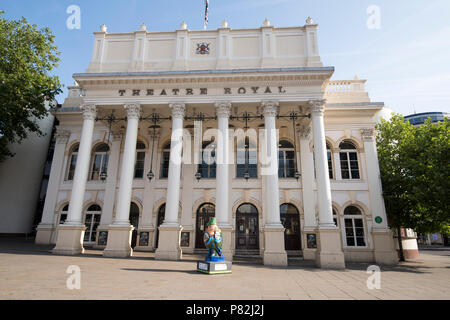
{"left": 155, "top": 204, "right": 165, "bottom": 249}
{"left": 343, "top": 206, "right": 366, "bottom": 247}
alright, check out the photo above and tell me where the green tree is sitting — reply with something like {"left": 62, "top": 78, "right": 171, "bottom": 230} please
{"left": 0, "top": 10, "right": 62, "bottom": 162}
{"left": 376, "top": 114, "right": 450, "bottom": 260}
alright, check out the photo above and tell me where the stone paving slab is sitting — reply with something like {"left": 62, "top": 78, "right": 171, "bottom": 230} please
{"left": 0, "top": 238, "right": 449, "bottom": 300}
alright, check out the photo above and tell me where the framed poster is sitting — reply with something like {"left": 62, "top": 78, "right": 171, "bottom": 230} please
{"left": 98, "top": 231, "right": 108, "bottom": 246}
{"left": 306, "top": 234, "right": 317, "bottom": 249}
{"left": 139, "top": 232, "right": 149, "bottom": 247}
{"left": 180, "top": 232, "right": 190, "bottom": 247}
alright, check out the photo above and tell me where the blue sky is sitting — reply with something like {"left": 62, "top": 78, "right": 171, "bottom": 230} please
{"left": 1, "top": 0, "right": 449, "bottom": 115}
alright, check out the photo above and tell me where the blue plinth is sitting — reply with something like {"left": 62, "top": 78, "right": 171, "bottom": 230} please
{"left": 205, "top": 255, "right": 225, "bottom": 262}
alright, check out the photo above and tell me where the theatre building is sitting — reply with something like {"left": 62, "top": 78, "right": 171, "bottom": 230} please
{"left": 35, "top": 18, "right": 398, "bottom": 268}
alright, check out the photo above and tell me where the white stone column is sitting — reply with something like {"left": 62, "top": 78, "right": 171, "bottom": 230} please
{"left": 35, "top": 130, "right": 70, "bottom": 245}
{"left": 155, "top": 103, "right": 185, "bottom": 260}
{"left": 261, "top": 100, "right": 287, "bottom": 266}
{"left": 103, "top": 103, "right": 141, "bottom": 257}
{"left": 215, "top": 101, "right": 233, "bottom": 259}
{"left": 309, "top": 99, "right": 345, "bottom": 269}
{"left": 96, "top": 132, "right": 122, "bottom": 245}
{"left": 53, "top": 104, "right": 97, "bottom": 255}
{"left": 362, "top": 128, "right": 398, "bottom": 265}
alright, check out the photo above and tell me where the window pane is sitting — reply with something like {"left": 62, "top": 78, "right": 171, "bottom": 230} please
{"left": 356, "top": 237, "right": 366, "bottom": 246}
{"left": 354, "top": 219, "right": 363, "bottom": 228}
{"left": 278, "top": 151, "right": 285, "bottom": 178}
{"left": 346, "top": 237, "right": 355, "bottom": 246}
{"left": 161, "top": 152, "right": 170, "bottom": 178}
{"left": 134, "top": 152, "right": 145, "bottom": 178}
{"left": 91, "top": 155, "right": 102, "bottom": 180}
{"left": 101, "top": 154, "right": 109, "bottom": 174}
{"left": 68, "top": 154, "right": 77, "bottom": 180}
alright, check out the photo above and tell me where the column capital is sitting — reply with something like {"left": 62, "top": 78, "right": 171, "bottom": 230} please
{"left": 361, "top": 128, "right": 376, "bottom": 142}
{"left": 308, "top": 99, "right": 327, "bottom": 115}
{"left": 80, "top": 104, "right": 97, "bottom": 120}
{"left": 261, "top": 100, "right": 279, "bottom": 117}
{"left": 124, "top": 103, "right": 141, "bottom": 120}
{"left": 214, "top": 101, "right": 232, "bottom": 118}
{"left": 55, "top": 130, "right": 71, "bottom": 144}
{"left": 169, "top": 102, "right": 186, "bottom": 119}
{"left": 297, "top": 125, "right": 311, "bottom": 139}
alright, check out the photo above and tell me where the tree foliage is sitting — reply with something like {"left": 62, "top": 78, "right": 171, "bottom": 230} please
{"left": 0, "top": 11, "right": 62, "bottom": 162}
{"left": 376, "top": 114, "right": 450, "bottom": 235}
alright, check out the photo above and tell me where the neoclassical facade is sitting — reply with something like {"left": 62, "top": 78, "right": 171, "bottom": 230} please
{"left": 35, "top": 18, "right": 398, "bottom": 268}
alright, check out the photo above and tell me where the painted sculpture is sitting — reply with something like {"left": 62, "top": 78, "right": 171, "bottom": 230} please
{"left": 203, "top": 217, "right": 225, "bottom": 262}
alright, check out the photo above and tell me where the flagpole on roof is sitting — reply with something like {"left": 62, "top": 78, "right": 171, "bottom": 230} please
{"left": 204, "top": 0, "right": 209, "bottom": 30}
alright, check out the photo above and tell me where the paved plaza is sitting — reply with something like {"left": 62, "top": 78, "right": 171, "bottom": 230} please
{"left": 0, "top": 238, "right": 449, "bottom": 300}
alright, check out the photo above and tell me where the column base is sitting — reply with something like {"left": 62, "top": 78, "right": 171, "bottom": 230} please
{"left": 35, "top": 224, "right": 55, "bottom": 245}
{"left": 263, "top": 225, "right": 288, "bottom": 267}
{"left": 155, "top": 224, "right": 183, "bottom": 261}
{"left": 52, "top": 224, "right": 86, "bottom": 255}
{"left": 372, "top": 230, "right": 399, "bottom": 265}
{"left": 315, "top": 228, "right": 345, "bottom": 269}
{"left": 103, "top": 225, "right": 134, "bottom": 258}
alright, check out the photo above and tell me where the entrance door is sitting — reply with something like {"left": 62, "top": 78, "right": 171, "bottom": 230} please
{"left": 195, "top": 203, "right": 215, "bottom": 249}
{"left": 155, "top": 204, "right": 165, "bottom": 249}
{"left": 235, "top": 203, "right": 259, "bottom": 250}
{"left": 129, "top": 202, "right": 140, "bottom": 249}
{"left": 83, "top": 204, "right": 102, "bottom": 245}
{"left": 280, "top": 203, "right": 301, "bottom": 250}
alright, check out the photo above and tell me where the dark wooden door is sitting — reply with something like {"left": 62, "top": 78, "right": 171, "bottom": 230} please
{"left": 195, "top": 203, "right": 215, "bottom": 249}
{"left": 280, "top": 203, "right": 301, "bottom": 250}
{"left": 235, "top": 204, "right": 259, "bottom": 250}
{"left": 155, "top": 204, "right": 165, "bottom": 249}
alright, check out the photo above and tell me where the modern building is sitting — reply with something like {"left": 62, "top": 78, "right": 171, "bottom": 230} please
{"left": 35, "top": 18, "right": 398, "bottom": 268}
{"left": 404, "top": 111, "right": 449, "bottom": 126}
{"left": 0, "top": 101, "right": 55, "bottom": 236}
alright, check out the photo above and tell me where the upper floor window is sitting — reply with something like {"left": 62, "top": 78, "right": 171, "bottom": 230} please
{"left": 66, "top": 144, "right": 79, "bottom": 181}
{"left": 327, "top": 143, "right": 334, "bottom": 179}
{"left": 339, "top": 141, "right": 360, "bottom": 179}
{"left": 199, "top": 141, "right": 216, "bottom": 179}
{"left": 160, "top": 142, "right": 171, "bottom": 179}
{"left": 236, "top": 136, "right": 257, "bottom": 178}
{"left": 90, "top": 144, "right": 109, "bottom": 181}
{"left": 343, "top": 205, "right": 366, "bottom": 247}
{"left": 278, "top": 140, "right": 295, "bottom": 178}
{"left": 134, "top": 140, "right": 146, "bottom": 179}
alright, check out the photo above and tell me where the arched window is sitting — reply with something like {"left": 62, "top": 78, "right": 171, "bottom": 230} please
{"left": 195, "top": 203, "right": 215, "bottom": 248}
{"left": 339, "top": 141, "right": 360, "bottom": 179}
{"left": 343, "top": 205, "right": 366, "bottom": 247}
{"left": 236, "top": 136, "right": 257, "bottom": 178}
{"left": 327, "top": 142, "right": 334, "bottom": 179}
{"left": 332, "top": 208, "right": 338, "bottom": 227}
{"left": 280, "top": 203, "right": 301, "bottom": 250}
{"left": 199, "top": 141, "right": 216, "bottom": 179}
{"left": 134, "top": 140, "right": 146, "bottom": 179}
{"left": 160, "top": 142, "right": 171, "bottom": 179}
{"left": 84, "top": 204, "right": 102, "bottom": 244}
{"left": 90, "top": 144, "right": 110, "bottom": 180}
{"left": 155, "top": 203, "right": 166, "bottom": 248}
{"left": 59, "top": 204, "right": 69, "bottom": 224}
{"left": 129, "top": 202, "right": 140, "bottom": 230}
{"left": 235, "top": 203, "right": 259, "bottom": 250}
{"left": 278, "top": 140, "right": 295, "bottom": 178}
{"left": 66, "top": 144, "right": 79, "bottom": 181}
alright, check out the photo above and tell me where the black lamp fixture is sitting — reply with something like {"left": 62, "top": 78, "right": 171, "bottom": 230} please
{"left": 195, "top": 171, "right": 202, "bottom": 182}
{"left": 147, "top": 118, "right": 158, "bottom": 181}
{"left": 290, "top": 111, "right": 301, "bottom": 181}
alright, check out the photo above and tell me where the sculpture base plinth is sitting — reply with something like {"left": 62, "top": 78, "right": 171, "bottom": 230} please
{"left": 197, "top": 261, "right": 232, "bottom": 275}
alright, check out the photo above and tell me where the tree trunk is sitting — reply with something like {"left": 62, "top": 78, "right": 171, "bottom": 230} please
{"left": 397, "top": 226, "right": 405, "bottom": 262}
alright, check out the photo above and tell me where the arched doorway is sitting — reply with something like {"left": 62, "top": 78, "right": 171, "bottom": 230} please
{"left": 129, "top": 202, "right": 140, "bottom": 249}
{"left": 235, "top": 203, "right": 259, "bottom": 250}
{"left": 155, "top": 204, "right": 165, "bottom": 249}
{"left": 195, "top": 203, "right": 215, "bottom": 249}
{"left": 84, "top": 204, "right": 102, "bottom": 245}
{"left": 280, "top": 203, "right": 301, "bottom": 250}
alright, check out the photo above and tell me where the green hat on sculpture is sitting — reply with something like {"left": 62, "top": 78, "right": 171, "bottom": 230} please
{"left": 207, "top": 217, "right": 217, "bottom": 226}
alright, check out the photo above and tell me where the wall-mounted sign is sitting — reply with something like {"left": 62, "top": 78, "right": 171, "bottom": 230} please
{"left": 139, "top": 232, "right": 149, "bottom": 246}
{"left": 118, "top": 86, "right": 287, "bottom": 97}
{"left": 375, "top": 216, "right": 383, "bottom": 224}
{"left": 307, "top": 234, "right": 317, "bottom": 248}
{"left": 98, "top": 231, "right": 108, "bottom": 246}
{"left": 196, "top": 42, "right": 210, "bottom": 55}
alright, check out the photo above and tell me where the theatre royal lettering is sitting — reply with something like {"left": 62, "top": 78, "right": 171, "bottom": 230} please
{"left": 118, "top": 86, "right": 288, "bottom": 97}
